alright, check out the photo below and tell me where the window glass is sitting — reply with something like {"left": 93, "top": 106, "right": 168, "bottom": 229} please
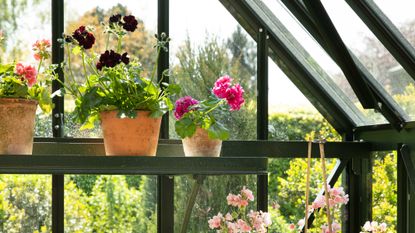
{"left": 0, "top": 175, "right": 52, "bottom": 231}
{"left": 0, "top": 0, "right": 52, "bottom": 137}
{"left": 263, "top": 0, "right": 387, "bottom": 125}
{"left": 174, "top": 175, "right": 257, "bottom": 232}
{"left": 373, "top": 0, "right": 415, "bottom": 49}
{"left": 63, "top": 1, "right": 157, "bottom": 137}
{"left": 268, "top": 158, "right": 341, "bottom": 232}
{"left": 65, "top": 175, "right": 157, "bottom": 232}
{"left": 169, "top": 0, "right": 257, "bottom": 140}
{"left": 322, "top": 0, "right": 415, "bottom": 120}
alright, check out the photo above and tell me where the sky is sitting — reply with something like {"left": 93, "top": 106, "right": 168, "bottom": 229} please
{"left": 12, "top": 0, "right": 415, "bottom": 113}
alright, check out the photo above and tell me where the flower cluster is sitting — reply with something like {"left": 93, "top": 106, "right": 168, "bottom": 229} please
{"left": 311, "top": 186, "right": 349, "bottom": 210}
{"left": 208, "top": 187, "right": 271, "bottom": 233}
{"left": 32, "top": 39, "right": 51, "bottom": 61}
{"left": 174, "top": 76, "right": 244, "bottom": 140}
{"left": 15, "top": 63, "right": 37, "bottom": 86}
{"left": 96, "top": 50, "right": 129, "bottom": 70}
{"left": 321, "top": 222, "right": 341, "bottom": 233}
{"left": 174, "top": 96, "right": 199, "bottom": 120}
{"left": 227, "top": 186, "right": 255, "bottom": 208}
{"left": 289, "top": 185, "right": 349, "bottom": 233}
{"left": 72, "top": 26, "right": 95, "bottom": 49}
{"left": 212, "top": 75, "right": 245, "bottom": 111}
{"left": 360, "top": 221, "right": 387, "bottom": 233}
{"left": 109, "top": 14, "right": 138, "bottom": 32}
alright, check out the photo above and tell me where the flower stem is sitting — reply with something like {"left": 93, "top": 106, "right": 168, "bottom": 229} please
{"left": 204, "top": 99, "right": 226, "bottom": 115}
{"left": 81, "top": 50, "right": 91, "bottom": 87}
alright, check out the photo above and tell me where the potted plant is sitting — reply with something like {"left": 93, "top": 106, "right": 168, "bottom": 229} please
{"left": 174, "top": 75, "right": 244, "bottom": 157}
{"left": 57, "top": 14, "right": 180, "bottom": 156}
{"left": 0, "top": 33, "right": 53, "bottom": 154}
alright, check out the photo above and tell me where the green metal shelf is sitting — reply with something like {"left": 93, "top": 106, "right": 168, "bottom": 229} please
{"left": 0, "top": 155, "right": 267, "bottom": 175}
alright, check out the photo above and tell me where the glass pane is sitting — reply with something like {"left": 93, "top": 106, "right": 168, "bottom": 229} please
{"left": 169, "top": 0, "right": 257, "bottom": 140}
{"left": 268, "top": 158, "right": 342, "bottom": 232}
{"left": 322, "top": 0, "right": 415, "bottom": 120}
{"left": 65, "top": 175, "right": 157, "bottom": 232}
{"left": 373, "top": 0, "right": 415, "bottom": 48}
{"left": 174, "top": 175, "right": 257, "bottom": 232}
{"left": 0, "top": 175, "right": 52, "bottom": 231}
{"left": 263, "top": 0, "right": 387, "bottom": 125}
{"left": 0, "top": 0, "right": 52, "bottom": 137}
{"left": 268, "top": 59, "right": 342, "bottom": 141}
{"left": 372, "top": 151, "right": 397, "bottom": 231}
{"left": 63, "top": 1, "right": 157, "bottom": 137}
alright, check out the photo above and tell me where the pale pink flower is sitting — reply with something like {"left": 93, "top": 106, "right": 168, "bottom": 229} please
{"left": 227, "top": 221, "right": 237, "bottom": 233}
{"left": 321, "top": 222, "right": 341, "bottom": 233}
{"left": 225, "top": 213, "right": 233, "bottom": 221}
{"left": 379, "top": 222, "right": 387, "bottom": 232}
{"left": 288, "top": 223, "right": 296, "bottom": 231}
{"left": 237, "top": 219, "right": 252, "bottom": 232}
{"left": 32, "top": 39, "right": 51, "bottom": 61}
{"left": 312, "top": 195, "right": 326, "bottom": 209}
{"left": 363, "top": 221, "right": 372, "bottom": 231}
{"left": 227, "top": 193, "right": 242, "bottom": 207}
{"left": 241, "top": 186, "right": 254, "bottom": 202}
{"left": 208, "top": 213, "right": 223, "bottom": 229}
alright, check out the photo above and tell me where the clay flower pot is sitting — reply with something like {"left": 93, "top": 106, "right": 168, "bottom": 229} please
{"left": 182, "top": 127, "right": 222, "bottom": 157}
{"left": 0, "top": 98, "right": 38, "bottom": 155}
{"left": 100, "top": 110, "right": 161, "bottom": 156}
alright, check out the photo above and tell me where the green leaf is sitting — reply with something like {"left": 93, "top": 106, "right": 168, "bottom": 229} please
{"left": 0, "top": 64, "right": 14, "bottom": 74}
{"left": 207, "top": 122, "right": 229, "bottom": 140}
{"left": 165, "top": 83, "right": 181, "bottom": 95}
{"left": 175, "top": 117, "right": 197, "bottom": 138}
{"left": 80, "top": 114, "right": 99, "bottom": 130}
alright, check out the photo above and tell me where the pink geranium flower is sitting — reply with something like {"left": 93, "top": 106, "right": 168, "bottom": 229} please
{"left": 212, "top": 75, "right": 232, "bottom": 98}
{"left": 15, "top": 62, "right": 37, "bottom": 87}
{"left": 208, "top": 213, "right": 223, "bottom": 229}
{"left": 241, "top": 186, "right": 254, "bottom": 202}
{"left": 32, "top": 39, "right": 51, "bottom": 61}
{"left": 212, "top": 75, "right": 245, "bottom": 111}
{"left": 174, "top": 96, "right": 199, "bottom": 120}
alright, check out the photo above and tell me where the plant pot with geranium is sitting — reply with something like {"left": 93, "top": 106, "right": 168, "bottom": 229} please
{"left": 57, "top": 14, "right": 180, "bottom": 156}
{"left": 0, "top": 33, "right": 53, "bottom": 154}
{"left": 174, "top": 76, "right": 244, "bottom": 157}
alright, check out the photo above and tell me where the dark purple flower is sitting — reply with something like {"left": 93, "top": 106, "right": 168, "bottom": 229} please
{"left": 122, "top": 15, "right": 138, "bottom": 32}
{"left": 96, "top": 62, "right": 103, "bottom": 70}
{"left": 72, "top": 26, "right": 95, "bottom": 49}
{"left": 109, "top": 14, "right": 121, "bottom": 24}
{"left": 96, "top": 50, "right": 122, "bottom": 70}
{"left": 121, "top": 52, "right": 130, "bottom": 65}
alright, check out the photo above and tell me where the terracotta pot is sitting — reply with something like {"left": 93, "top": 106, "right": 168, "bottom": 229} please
{"left": 182, "top": 127, "right": 222, "bottom": 157}
{"left": 100, "top": 110, "right": 161, "bottom": 156}
{"left": 0, "top": 98, "right": 37, "bottom": 155}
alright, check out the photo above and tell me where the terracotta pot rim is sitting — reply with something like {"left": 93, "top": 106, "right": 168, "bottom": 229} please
{"left": 0, "top": 98, "right": 38, "bottom": 105}
{"left": 99, "top": 110, "right": 161, "bottom": 118}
